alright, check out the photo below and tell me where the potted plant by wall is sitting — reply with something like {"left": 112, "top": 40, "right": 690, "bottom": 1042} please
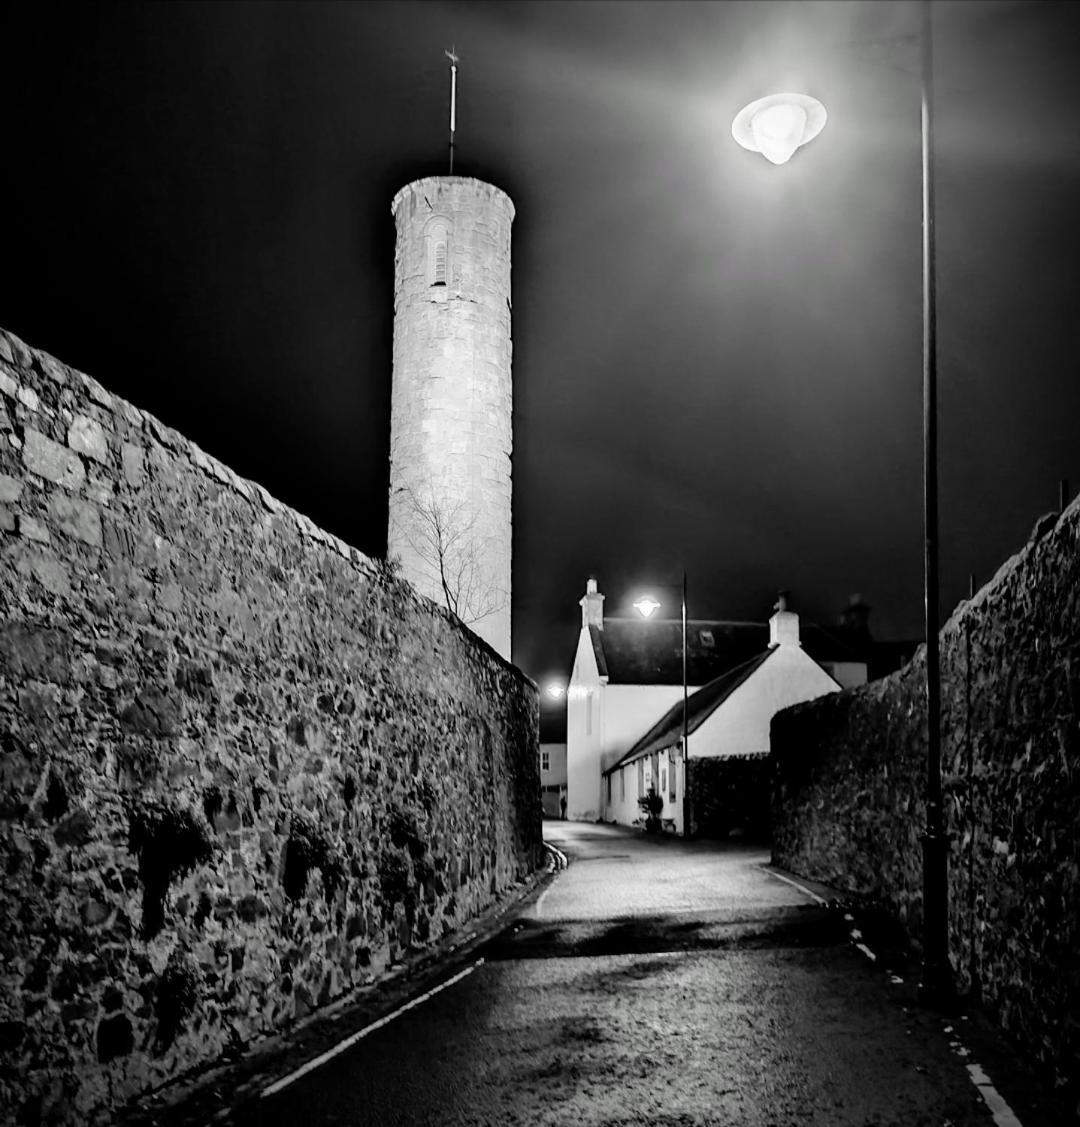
{"left": 637, "top": 787, "right": 664, "bottom": 834}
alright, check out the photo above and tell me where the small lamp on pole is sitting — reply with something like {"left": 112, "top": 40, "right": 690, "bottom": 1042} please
{"left": 634, "top": 574, "right": 691, "bottom": 837}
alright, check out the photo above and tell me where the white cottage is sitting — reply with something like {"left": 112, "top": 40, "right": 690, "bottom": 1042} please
{"left": 601, "top": 596, "right": 843, "bottom": 835}
{"left": 566, "top": 580, "right": 905, "bottom": 830}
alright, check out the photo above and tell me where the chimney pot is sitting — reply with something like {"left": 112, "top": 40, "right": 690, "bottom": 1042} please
{"left": 580, "top": 578, "right": 605, "bottom": 630}
{"left": 769, "top": 591, "right": 800, "bottom": 647}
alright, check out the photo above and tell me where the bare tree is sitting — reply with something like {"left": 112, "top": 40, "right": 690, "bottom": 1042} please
{"left": 391, "top": 483, "right": 507, "bottom": 627}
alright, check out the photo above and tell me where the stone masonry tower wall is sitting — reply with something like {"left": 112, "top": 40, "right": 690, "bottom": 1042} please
{"left": 388, "top": 177, "right": 514, "bottom": 660}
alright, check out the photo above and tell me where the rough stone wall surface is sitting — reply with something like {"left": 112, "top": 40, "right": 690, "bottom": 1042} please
{"left": 771, "top": 497, "right": 1080, "bottom": 1089}
{"left": 387, "top": 176, "right": 514, "bottom": 660}
{"left": 0, "top": 327, "right": 542, "bottom": 1125}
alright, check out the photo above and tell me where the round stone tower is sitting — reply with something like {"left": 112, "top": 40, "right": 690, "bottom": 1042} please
{"left": 387, "top": 176, "right": 515, "bottom": 660}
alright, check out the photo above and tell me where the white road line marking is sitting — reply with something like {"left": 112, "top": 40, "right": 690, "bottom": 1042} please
{"left": 260, "top": 959, "right": 485, "bottom": 1098}
{"left": 761, "top": 867, "right": 829, "bottom": 906}
{"left": 966, "top": 1062, "right": 1025, "bottom": 1127}
{"left": 766, "top": 864, "right": 1024, "bottom": 1127}
{"left": 534, "top": 884, "right": 553, "bottom": 919}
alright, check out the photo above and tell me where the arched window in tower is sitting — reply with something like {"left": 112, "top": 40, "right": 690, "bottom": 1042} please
{"left": 433, "top": 239, "right": 447, "bottom": 286}
{"left": 425, "top": 217, "right": 452, "bottom": 288}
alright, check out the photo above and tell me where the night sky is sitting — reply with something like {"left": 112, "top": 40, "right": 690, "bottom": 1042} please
{"left": 4, "top": 1, "right": 1079, "bottom": 703}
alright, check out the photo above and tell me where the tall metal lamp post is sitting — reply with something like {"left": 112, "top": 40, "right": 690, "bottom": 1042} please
{"left": 731, "top": 0, "right": 951, "bottom": 1003}
{"left": 633, "top": 572, "right": 690, "bottom": 837}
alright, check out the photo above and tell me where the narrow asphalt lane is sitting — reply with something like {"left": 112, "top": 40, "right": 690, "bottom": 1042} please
{"left": 220, "top": 821, "right": 1054, "bottom": 1126}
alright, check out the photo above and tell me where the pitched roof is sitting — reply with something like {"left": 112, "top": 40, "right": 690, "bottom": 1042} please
{"left": 589, "top": 617, "right": 869, "bottom": 686}
{"left": 604, "top": 649, "right": 775, "bottom": 774}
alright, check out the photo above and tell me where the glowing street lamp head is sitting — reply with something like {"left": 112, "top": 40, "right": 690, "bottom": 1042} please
{"left": 633, "top": 596, "right": 662, "bottom": 618}
{"left": 545, "top": 681, "right": 566, "bottom": 700}
{"left": 732, "top": 92, "right": 827, "bottom": 165}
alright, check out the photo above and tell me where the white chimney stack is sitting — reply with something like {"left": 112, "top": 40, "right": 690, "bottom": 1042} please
{"left": 769, "top": 590, "right": 801, "bottom": 647}
{"left": 580, "top": 578, "right": 605, "bottom": 630}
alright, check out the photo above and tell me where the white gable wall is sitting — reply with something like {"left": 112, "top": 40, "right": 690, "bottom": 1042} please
{"left": 566, "top": 628, "right": 604, "bottom": 821}
{"left": 601, "top": 684, "right": 686, "bottom": 770}
{"left": 566, "top": 626, "right": 690, "bottom": 821}
{"left": 691, "top": 645, "right": 840, "bottom": 758}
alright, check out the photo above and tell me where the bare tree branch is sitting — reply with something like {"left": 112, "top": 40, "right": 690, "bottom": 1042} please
{"left": 392, "top": 482, "right": 507, "bottom": 626}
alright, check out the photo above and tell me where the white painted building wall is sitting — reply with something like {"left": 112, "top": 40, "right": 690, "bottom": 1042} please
{"left": 566, "top": 621, "right": 692, "bottom": 822}
{"left": 604, "top": 747, "right": 685, "bottom": 833}
{"left": 689, "top": 643, "right": 840, "bottom": 759}
{"left": 566, "top": 626, "right": 603, "bottom": 822}
{"left": 539, "top": 742, "right": 567, "bottom": 817}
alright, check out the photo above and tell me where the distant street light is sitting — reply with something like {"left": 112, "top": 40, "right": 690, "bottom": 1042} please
{"left": 545, "top": 681, "right": 566, "bottom": 700}
{"left": 634, "top": 573, "right": 690, "bottom": 837}
{"left": 731, "top": 92, "right": 827, "bottom": 164}
{"left": 632, "top": 596, "right": 661, "bottom": 618}
{"left": 732, "top": 2, "right": 951, "bottom": 1004}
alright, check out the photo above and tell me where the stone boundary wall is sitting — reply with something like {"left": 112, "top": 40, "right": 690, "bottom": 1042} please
{"left": 0, "top": 328, "right": 543, "bottom": 1125}
{"left": 771, "top": 496, "right": 1080, "bottom": 1092}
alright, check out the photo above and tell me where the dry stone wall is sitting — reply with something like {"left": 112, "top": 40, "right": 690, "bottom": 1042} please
{"left": 0, "top": 327, "right": 543, "bottom": 1125}
{"left": 771, "top": 496, "right": 1080, "bottom": 1094}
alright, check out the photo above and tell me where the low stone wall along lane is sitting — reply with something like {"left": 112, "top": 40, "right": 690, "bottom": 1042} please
{"left": 771, "top": 494, "right": 1080, "bottom": 1098}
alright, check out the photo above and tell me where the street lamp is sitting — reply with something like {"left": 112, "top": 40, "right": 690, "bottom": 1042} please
{"left": 634, "top": 573, "right": 690, "bottom": 837}
{"left": 731, "top": 3, "right": 951, "bottom": 1003}
{"left": 731, "top": 92, "right": 827, "bottom": 165}
{"left": 632, "top": 596, "right": 661, "bottom": 619}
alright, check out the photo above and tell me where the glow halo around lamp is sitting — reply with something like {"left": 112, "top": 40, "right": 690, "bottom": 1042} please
{"left": 732, "top": 92, "right": 827, "bottom": 164}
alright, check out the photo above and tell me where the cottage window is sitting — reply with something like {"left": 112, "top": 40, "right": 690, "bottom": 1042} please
{"left": 660, "top": 767, "right": 667, "bottom": 796}
{"left": 606, "top": 774, "right": 611, "bottom": 804}
{"left": 669, "top": 762, "right": 677, "bottom": 802}
{"left": 541, "top": 750, "right": 550, "bottom": 772}
{"left": 637, "top": 759, "right": 644, "bottom": 797}
{"left": 620, "top": 768, "right": 625, "bottom": 801}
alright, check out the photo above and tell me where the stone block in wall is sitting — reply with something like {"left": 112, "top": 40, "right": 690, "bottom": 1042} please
{"left": 22, "top": 427, "right": 85, "bottom": 489}
{"left": 67, "top": 414, "right": 109, "bottom": 463}
{"left": 48, "top": 494, "right": 102, "bottom": 546}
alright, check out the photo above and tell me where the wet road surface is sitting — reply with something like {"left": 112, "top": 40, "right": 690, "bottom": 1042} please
{"left": 219, "top": 822, "right": 1060, "bottom": 1126}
